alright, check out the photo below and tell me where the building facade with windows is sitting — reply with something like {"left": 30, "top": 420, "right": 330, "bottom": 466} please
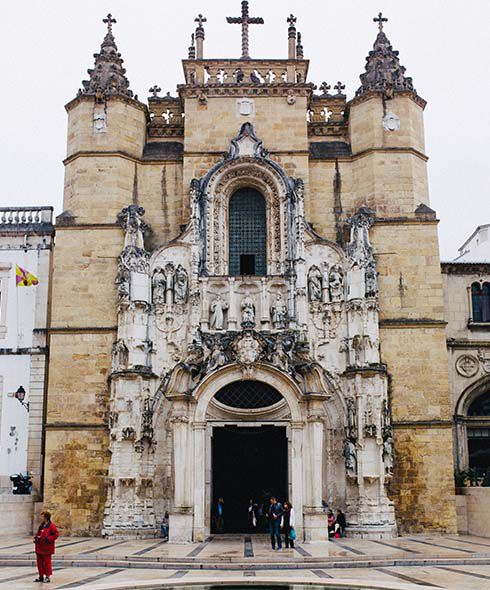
{"left": 42, "top": 5, "right": 458, "bottom": 540}
{"left": 0, "top": 207, "right": 54, "bottom": 532}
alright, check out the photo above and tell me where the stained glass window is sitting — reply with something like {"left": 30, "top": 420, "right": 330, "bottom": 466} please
{"left": 229, "top": 188, "right": 266, "bottom": 276}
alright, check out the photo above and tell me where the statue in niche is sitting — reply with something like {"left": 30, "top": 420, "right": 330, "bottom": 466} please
{"left": 210, "top": 294, "right": 229, "bottom": 330}
{"left": 241, "top": 295, "right": 256, "bottom": 328}
{"left": 346, "top": 398, "right": 356, "bottom": 439}
{"left": 347, "top": 207, "right": 375, "bottom": 268}
{"left": 343, "top": 439, "right": 357, "bottom": 477}
{"left": 270, "top": 338, "right": 291, "bottom": 372}
{"left": 152, "top": 268, "right": 166, "bottom": 305}
{"left": 174, "top": 265, "right": 188, "bottom": 304}
{"left": 116, "top": 268, "right": 130, "bottom": 302}
{"left": 164, "top": 263, "right": 175, "bottom": 304}
{"left": 308, "top": 266, "right": 322, "bottom": 302}
{"left": 118, "top": 204, "right": 147, "bottom": 250}
{"left": 383, "top": 434, "right": 394, "bottom": 476}
{"left": 207, "top": 340, "right": 228, "bottom": 372}
{"left": 270, "top": 293, "right": 287, "bottom": 329}
{"left": 365, "top": 260, "right": 378, "bottom": 298}
{"left": 329, "top": 265, "right": 344, "bottom": 302}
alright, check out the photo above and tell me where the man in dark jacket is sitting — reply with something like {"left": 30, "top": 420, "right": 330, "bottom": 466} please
{"left": 33, "top": 510, "right": 59, "bottom": 583}
{"left": 268, "top": 496, "right": 284, "bottom": 550}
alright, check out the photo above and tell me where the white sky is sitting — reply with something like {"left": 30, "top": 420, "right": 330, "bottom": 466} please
{"left": 1, "top": 0, "right": 489, "bottom": 259}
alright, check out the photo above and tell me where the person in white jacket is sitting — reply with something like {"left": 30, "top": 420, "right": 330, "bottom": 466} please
{"left": 281, "top": 501, "right": 295, "bottom": 549}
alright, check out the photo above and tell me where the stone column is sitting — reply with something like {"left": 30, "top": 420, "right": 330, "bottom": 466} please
{"left": 290, "top": 422, "right": 305, "bottom": 538}
{"left": 228, "top": 278, "right": 237, "bottom": 330}
{"left": 170, "top": 413, "right": 194, "bottom": 542}
{"left": 192, "top": 421, "right": 207, "bottom": 541}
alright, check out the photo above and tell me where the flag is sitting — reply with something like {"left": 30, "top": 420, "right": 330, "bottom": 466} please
{"left": 16, "top": 265, "right": 39, "bottom": 287}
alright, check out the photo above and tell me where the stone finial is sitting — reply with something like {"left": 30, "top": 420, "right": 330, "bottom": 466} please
{"left": 287, "top": 14, "right": 297, "bottom": 59}
{"left": 319, "top": 82, "right": 331, "bottom": 96}
{"left": 194, "top": 14, "right": 206, "bottom": 59}
{"left": 296, "top": 31, "right": 304, "bottom": 59}
{"left": 148, "top": 85, "right": 161, "bottom": 98}
{"left": 356, "top": 14, "right": 415, "bottom": 97}
{"left": 188, "top": 33, "right": 196, "bottom": 59}
{"left": 334, "top": 81, "right": 346, "bottom": 95}
{"left": 226, "top": 1, "right": 264, "bottom": 59}
{"left": 80, "top": 14, "right": 133, "bottom": 99}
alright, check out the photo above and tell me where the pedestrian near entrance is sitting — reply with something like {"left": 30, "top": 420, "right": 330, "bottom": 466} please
{"left": 268, "top": 496, "right": 284, "bottom": 550}
{"left": 33, "top": 510, "right": 59, "bottom": 583}
{"left": 336, "top": 509, "right": 346, "bottom": 537}
{"left": 247, "top": 499, "right": 258, "bottom": 532}
{"left": 216, "top": 497, "right": 225, "bottom": 533}
{"left": 161, "top": 511, "right": 169, "bottom": 541}
{"left": 282, "top": 501, "right": 295, "bottom": 548}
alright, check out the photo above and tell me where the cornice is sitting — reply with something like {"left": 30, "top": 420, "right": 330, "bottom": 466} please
{"left": 380, "top": 318, "right": 446, "bottom": 328}
{"left": 63, "top": 150, "right": 183, "bottom": 166}
{"left": 49, "top": 326, "right": 117, "bottom": 334}
{"left": 347, "top": 89, "right": 427, "bottom": 110}
{"left": 65, "top": 93, "right": 148, "bottom": 115}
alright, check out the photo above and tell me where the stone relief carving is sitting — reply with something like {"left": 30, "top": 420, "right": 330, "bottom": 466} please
{"left": 455, "top": 354, "right": 480, "bottom": 378}
{"left": 308, "top": 265, "right": 322, "bottom": 302}
{"left": 343, "top": 438, "right": 357, "bottom": 477}
{"left": 175, "top": 265, "right": 189, "bottom": 304}
{"left": 152, "top": 268, "right": 166, "bottom": 304}
{"left": 152, "top": 263, "right": 189, "bottom": 306}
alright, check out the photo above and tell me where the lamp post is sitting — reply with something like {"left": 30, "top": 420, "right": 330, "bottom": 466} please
{"left": 13, "top": 386, "right": 29, "bottom": 412}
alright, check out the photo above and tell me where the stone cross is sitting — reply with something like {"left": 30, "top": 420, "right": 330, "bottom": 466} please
{"left": 149, "top": 85, "right": 161, "bottom": 98}
{"left": 226, "top": 1, "right": 264, "bottom": 59}
{"left": 103, "top": 13, "right": 117, "bottom": 34}
{"left": 334, "top": 81, "right": 346, "bottom": 95}
{"left": 287, "top": 14, "right": 297, "bottom": 27}
{"left": 373, "top": 12, "right": 388, "bottom": 32}
{"left": 195, "top": 13, "right": 207, "bottom": 28}
{"left": 319, "top": 82, "right": 331, "bottom": 95}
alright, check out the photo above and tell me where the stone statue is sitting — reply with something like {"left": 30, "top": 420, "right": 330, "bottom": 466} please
{"left": 365, "top": 260, "right": 378, "bottom": 298}
{"left": 347, "top": 207, "right": 375, "bottom": 268}
{"left": 117, "top": 204, "right": 147, "bottom": 250}
{"left": 207, "top": 341, "right": 228, "bottom": 372}
{"left": 271, "top": 338, "right": 291, "bottom": 372}
{"left": 116, "top": 268, "right": 130, "bottom": 302}
{"left": 329, "top": 265, "right": 344, "bottom": 302}
{"left": 174, "top": 265, "right": 188, "bottom": 304}
{"left": 343, "top": 439, "right": 357, "bottom": 476}
{"left": 210, "top": 295, "right": 229, "bottom": 330}
{"left": 270, "top": 293, "right": 287, "bottom": 329}
{"left": 152, "top": 268, "right": 166, "bottom": 305}
{"left": 308, "top": 266, "right": 322, "bottom": 302}
{"left": 346, "top": 397, "right": 356, "bottom": 439}
{"left": 241, "top": 296, "right": 256, "bottom": 328}
{"left": 164, "top": 263, "right": 175, "bottom": 304}
{"left": 383, "top": 435, "right": 394, "bottom": 476}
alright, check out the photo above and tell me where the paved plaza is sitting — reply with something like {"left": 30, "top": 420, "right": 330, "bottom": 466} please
{"left": 1, "top": 534, "right": 490, "bottom": 589}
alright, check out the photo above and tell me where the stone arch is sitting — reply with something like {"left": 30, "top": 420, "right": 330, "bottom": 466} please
{"left": 193, "top": 362, "right": 304, "bottom": 423}
{"left": 201, "top": 157, "right": 294, "bottom": 276}
{"left": 455, "top": 375, "right": 490, "bottom": 417}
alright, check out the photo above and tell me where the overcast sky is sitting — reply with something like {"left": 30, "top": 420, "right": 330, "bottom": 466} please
{"left": 1, "top": 0, "right": 489, "bottom": 259}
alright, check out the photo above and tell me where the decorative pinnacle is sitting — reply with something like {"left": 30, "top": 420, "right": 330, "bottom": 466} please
{"left": 195, "top": 13, "right": 207, "bottom": 28}
{"left": 149, "top": 85, "right": 161, "bottom": 98}
{"left": 373, "top": 12, "right": 388, "bottom": 32}
{"left": 226, "top": 1, "right": 264, "bottom": 59}
{"left": 287, "top": 14, "right": 297, "bottom": 27}
{"left": 319, "top": 82, "right": 331, "bottom": 95}
{"left": 103, "top": 13, "right": 116, "bottom": 34}
{"left": 334, "top": 81, "right": 346, "bottom": 95}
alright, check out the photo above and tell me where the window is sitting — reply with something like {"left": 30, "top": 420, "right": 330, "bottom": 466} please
{"left": 467, "top": 391, "right": 490, "bottom": 476}
{"left": 214, "top": 381, "right": 283, "bottom": 409}
{"left": 471, "top": 282, "right": 490, "bottom": 323}
{"left": 229, "top": 188, "right": 266, "bottom": 276}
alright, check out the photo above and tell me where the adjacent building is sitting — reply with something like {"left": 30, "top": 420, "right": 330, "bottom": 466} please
{"left": 0, "top": 207, "right": 54, "bottom": 532}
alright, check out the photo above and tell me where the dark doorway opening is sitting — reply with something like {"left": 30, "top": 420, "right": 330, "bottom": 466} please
{"left": 211, "top": 425, "right": 288, "bottom": 534}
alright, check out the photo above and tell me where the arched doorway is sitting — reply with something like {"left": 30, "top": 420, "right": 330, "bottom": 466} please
{"left": 210, "top": 381, "right": 288, "bottom": 533}
{"left": 229, "top": 188, "right": 267, "bottom": 276}
{"left": 466, "top": 391, "right": 490, "bottom": 477}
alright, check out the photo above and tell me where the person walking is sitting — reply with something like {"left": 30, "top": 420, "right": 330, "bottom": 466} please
{"left": 33, "top": 510, "right": 59, "bottom": 583}
{"left": 247, "top": 499, "right": 257, "bottom": 532}
{"left": 282, "top": 501, "right": 295, "bottom": 549}
{"left": 216, "top": 497, "right": 225, "bottom": 533}
{"left": 161, "top": 511, "right": 169, "bottom": 541}
{"left": 268, "top": 496, "right": 284, "bottom": 550}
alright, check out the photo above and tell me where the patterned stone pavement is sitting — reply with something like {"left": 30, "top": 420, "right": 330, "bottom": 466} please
{"left": 1, "top": 534, "right": 490, "bottom": 589}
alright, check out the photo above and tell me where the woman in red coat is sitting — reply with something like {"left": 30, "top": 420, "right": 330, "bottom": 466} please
{"left": 33, "top": 511, "right": 59, "bottom": 583}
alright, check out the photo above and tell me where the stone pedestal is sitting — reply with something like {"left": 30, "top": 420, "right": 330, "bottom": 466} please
{"left": 303, "top": 508, "right": 329, "bottom": 543}
{"left": 169, "top": 510, "right": 194, "bottom": 543}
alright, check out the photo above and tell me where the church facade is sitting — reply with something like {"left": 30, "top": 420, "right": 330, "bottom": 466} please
{"left": 43, "top": 4, "right": 457, "bottom": 540}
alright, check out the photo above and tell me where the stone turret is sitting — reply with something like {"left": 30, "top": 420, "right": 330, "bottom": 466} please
{"left": 62, "top": 14, "right": 147, "bottom": 224}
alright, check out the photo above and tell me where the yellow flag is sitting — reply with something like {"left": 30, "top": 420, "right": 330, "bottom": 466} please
{"left": 16, "top": 265, "right": 39, "bottom": 287}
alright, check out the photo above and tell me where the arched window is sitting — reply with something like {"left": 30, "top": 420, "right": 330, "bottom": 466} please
{"left": 214, "top": 380, "right": 283, "bottom": 409}
{"left": 467, "top": 391, "right": 490, "bottom": 476}
{"left": 229, "top": 188, "right": 266, "bottom": 276}
{"left": 471, "top": 282, "right": 490, "bottom": 323}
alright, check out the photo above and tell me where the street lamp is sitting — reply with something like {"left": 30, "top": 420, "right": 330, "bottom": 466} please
{"left": 14, "top": 386, "right": 29, "bottom": 412}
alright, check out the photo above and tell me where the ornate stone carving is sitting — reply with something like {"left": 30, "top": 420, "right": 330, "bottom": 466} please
{"left": 383, "top": 433, "right": 394, "bottom": 476}
{"left": 347, "top": 207, "right": 375, "bottom": 269}
{"left": 270, "top": 293, "right": 287, "bottom": 329}
{"left": 343, "top": 438, "right": 357, "bottom": 477}
{"left": 117, "top": 205, "right": 148, "bottom": 250}
{"left": 232, "top": 331, "right": 263, "bottom": 365}
{"left": 209, "top": 295, "right": 229, "bottom": 330}
{"left": 365, "top": 260, "right": 378, "bottom": 298}
{"left": 174, "top": 265, "right": 189, "bottom": 304}
{"left": 455, "top": 354, "right": 479, "bottom": 378}
{"left": 152, "top": 268, "right": 166, "bottom": 305}
{"left": 329, "top": 265, "right": 344, "bottom": 302}
{"left": 152, "top": 263, "right": 189, "bottom": 306}
{"left": 382, "top": 112, "right": 400, "bottom": 132}
{"left": 308, "top": 265, "right": 322, "bottom": 301}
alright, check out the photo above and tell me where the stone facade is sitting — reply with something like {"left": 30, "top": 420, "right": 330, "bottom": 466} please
{"left": 42, "top": 5, "right": 457, "bottom": 539}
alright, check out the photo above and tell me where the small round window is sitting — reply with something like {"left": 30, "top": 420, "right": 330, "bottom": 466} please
{"left": 214, "top": 381, "right": 283, "bottom": 409}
